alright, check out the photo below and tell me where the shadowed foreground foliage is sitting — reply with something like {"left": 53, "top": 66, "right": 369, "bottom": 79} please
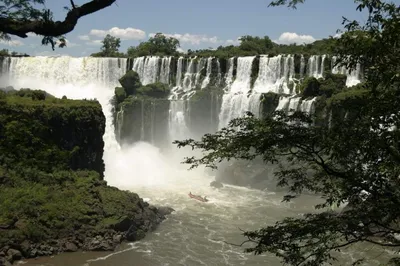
{"left": 175, "top": 0, "right": 400, "bottom": 265}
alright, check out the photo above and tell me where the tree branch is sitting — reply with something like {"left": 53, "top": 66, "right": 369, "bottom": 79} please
{"left": 0, "top": 0, "right": 116, "bottom": 38}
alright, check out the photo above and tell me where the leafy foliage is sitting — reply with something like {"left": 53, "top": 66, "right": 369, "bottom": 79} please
{"left": 175, "top": 0, "right": 400, "bottom": 265}
{"left": 91, "top": 34, "right": 125, "bottom": 57}
{"left": 188, "top": 38, "right": 336, "bottom": 59}
{"left": 127, "top": 33, "right": 180, "bottom": 57}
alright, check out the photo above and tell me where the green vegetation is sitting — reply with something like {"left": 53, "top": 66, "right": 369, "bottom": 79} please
{"left": 298, "top": 73, "right": 348, "bottom": 97}
{"left": 91, "top": 34, "right": 125, "bottom": 58}
{"left": 0, "top": 0, "right": 116, "bottom": 50}
{"left": 0, "top": 90, "right": 150, "bottom": 254}
{"left": 175, "top": 1, "right": 400, "bottom": 265}
{"left": 188, "top": 38, "right": 336, "bottom": 59}
{"left": 127, "top": 33, "right": 181, "bottom": 57}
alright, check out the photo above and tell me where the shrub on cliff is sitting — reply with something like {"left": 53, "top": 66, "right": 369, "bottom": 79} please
{"left": 299, "top": 77, "right": 320, "bottom": 97}
{"left": 136, "top": 83, "right": 170, "bottom": 98}
{"left": 118, "top": 70, "right": 142, "bottom": 95}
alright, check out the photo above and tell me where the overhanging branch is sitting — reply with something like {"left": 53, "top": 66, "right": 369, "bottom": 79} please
{"left": 0, "top": 0, "right": 116, "bottom": 38}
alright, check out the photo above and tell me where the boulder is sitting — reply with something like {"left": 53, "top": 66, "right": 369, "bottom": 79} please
{"left": 64, "top": 242, "right": 78, "bottom": 252}
{"left": 210, "top": 181, "right": 224, "bottom": 189}
{"left": 0, "top": 257, "right": 12, "bottom": 266}
{"left": 113, "top": 216, "right": 133, "bottom": 232}
{"left": 84, "top": 236, "right": 115, "bottom": 251}
{"left": 6, "top": 249, "right": 22, "bottom": 262}
{"left": 157, "top": 206, "right": 175, "bottom": 217}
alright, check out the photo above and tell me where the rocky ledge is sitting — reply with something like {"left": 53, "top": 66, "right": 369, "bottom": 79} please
{"left": 0, "top": 204, "right": 174, "bottom": 266}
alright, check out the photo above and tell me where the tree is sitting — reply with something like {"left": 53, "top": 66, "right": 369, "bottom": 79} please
{"left": 101, "top": 34, "right": 121, "bottom": 57}
{"left": 0, "top": 0, "right": 117, "bottom": 49}
{"left": 175, "top": 1, "right": 400, "bottom": 265}
{"left": 127, "top": 33, "right": 180, "bottom": 57}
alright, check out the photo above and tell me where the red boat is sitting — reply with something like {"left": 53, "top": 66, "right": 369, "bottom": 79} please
{"left": 188, "top": 192, "right": 209, "bottom": 202}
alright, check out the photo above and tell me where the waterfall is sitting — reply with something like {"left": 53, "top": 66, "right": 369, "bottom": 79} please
{"left": 276, "top": 96, "right": 291, "bottom": 112}
{"left": 308, "top": 55, "right": 325, "bottom": 79}
{"left": 175, "top": 57, "right": 184, "bottom": 88}
{"left": 288, "top": 97, "right": 301, "bottom": 114}
{"left": 300, "top": 97, "right": 317, "bottom": 114}
{"left": 253, "top": 55, "right": 294, "bottom": 94}
{"left": 169, "top": 100, "right": 190, "bottom": 141}
{"left": 116, "top": 108, "right": 124, "bottom": 144}
{"left": 159, "top": 57, "right": 172, "bottom": 84}
{"left": 140, "top": 99, "right": 145, "bottom": 140}
{"left": 224, "top": 58, "right": 234, "bottom": 89}
{"left": 300, "top": 55, "right": 305, "bottom": 78}
{"left": 201, "top": 57, "right": 213, "bottom": 88}
{"left": 331, "top": 56, "right": 362, "bottom": 87}
{"left": 132, "top": 56, "right": 160, "bottom": 85}
{"left": 218, "top": 56, "right": 255, "bottom": 128}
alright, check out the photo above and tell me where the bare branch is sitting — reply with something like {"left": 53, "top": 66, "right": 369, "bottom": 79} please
{"left": 0, "top": 0, "right": 116, "bottom": 38}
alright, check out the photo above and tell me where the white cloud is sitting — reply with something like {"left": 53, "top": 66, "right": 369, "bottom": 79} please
{"left": 34, "top": 51, "right": 68, "bottom": 57}
{"left": 275, "top": 32, "right": 316, "bottom": 45}
{"left": 176, "top": 47, "right": 187, "bottom": 54}
{"left": 78, "top": 35, "right": 90, "bottom": 41}
{"left": 0, "top": 39, "right": 24, "bottom": 47}
{"left": 333, "top": 33, "right": 342, "bottom": 38}
{"left": 225, "top": 38, "right": 241, "bottom": 45}
{"left": 86, "top": 40, "right": 102, "bottom": 46}
{"left": 27, "top": 32, "right": 39, "bottom": 38}
{"left": 149, "top": 33, "right": 221, "bottom": 45}
{"left": 89, "top": 27, "right": 146, "bottom": 40}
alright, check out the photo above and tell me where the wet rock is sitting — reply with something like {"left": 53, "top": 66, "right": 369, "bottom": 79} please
{"left": 64, "top": 242, "right": 78, "bottom": 252}
{"left": 112, "top": 235, "right": 122, "bottom": 244}
{"left": 6, "top": 248, "right": 22, "bottom": 262}
{"left": 157, "top": 206, "right": 175, "bottom": 217}
{"left": 113, "top": 216, "right": 133, "bottom": 232}
{"left": 19, "top": 240, "right": 31, "bottom": 257}
{"left": 210, "top": 181, "right": 224, "bottom": 189}
{"left": 0, "top": 257, "right": 12, "bottom": 266}
{"left": 84, "top": 236, "right": 114, "bottom": 251}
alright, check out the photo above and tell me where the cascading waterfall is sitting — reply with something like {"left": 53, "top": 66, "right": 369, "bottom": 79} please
{"left": 300, "top": 55, "right": 305, "bottom": 78}
{"left": 308, "top": 55, "right": 326, "bottom": 79}
{"left": 253, "top": 55, "right": 295, "bottom": 94}
{"left": 218, "top": 56, "right": 255, "bottom": 128}
{"left": 132, "top": 56, "right": 160, "bottom": 85}
{"left": 201, "top": 57, "right": 213, "bottom": 88}
{"left": 224, "top": 58, "right": 234, "bottom": 90}
{"left": 300, "top": 97, "right": 317, "bottom": 114}
{"left": 159, "top": 57, "right": 172, "bottom": 84}
{"left": 168, "top": 100, "right": 190, "bottom": 141}
{"left": 331, "top": 56, "right": 362, "bottom": 87}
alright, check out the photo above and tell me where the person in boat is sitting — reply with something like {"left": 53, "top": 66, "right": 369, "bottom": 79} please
{"left": 189, "top": 192, "right": 208, "bottom": 202}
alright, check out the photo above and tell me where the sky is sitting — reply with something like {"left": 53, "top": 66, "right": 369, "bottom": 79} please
{"left": 0, "top": 0, "right": 383, "bottom": 57}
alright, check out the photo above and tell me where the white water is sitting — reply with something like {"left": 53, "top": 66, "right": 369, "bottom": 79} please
{"left": 331, "top": 56, "right": 362, "bottom": 87}
{"left": 2, "top": 56, "right": 388, "bottom": 266}
{"left": 218, "top": 56, "right": 256, "bottom": 128}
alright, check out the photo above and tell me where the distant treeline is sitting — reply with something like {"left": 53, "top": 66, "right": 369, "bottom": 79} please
{"left": 90, "top": 33, "right": 338, "bottom": 59}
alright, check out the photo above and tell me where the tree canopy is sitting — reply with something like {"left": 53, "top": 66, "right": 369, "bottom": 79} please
{"left": 127, "top": 33, "right": 181, "bottom": 57}
{"left": 0, "top": 0, "right": 117, "bottom": 49}
{"left": 90, "top": 34, "right": 125, "bottom": 58}
{"left": 176, "top": 0, "right": 400, "bottom": 265}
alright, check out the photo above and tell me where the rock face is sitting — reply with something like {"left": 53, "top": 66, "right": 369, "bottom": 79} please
{"left": 0, "top": 90, "right": 174, "bottom": 265}
{"left": 210, "top": 181, "right": 224, "bottom": 189}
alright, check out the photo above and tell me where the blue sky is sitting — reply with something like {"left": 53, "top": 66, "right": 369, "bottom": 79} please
{"left": 0, "top": 0, "right": 377, "bottom": 56}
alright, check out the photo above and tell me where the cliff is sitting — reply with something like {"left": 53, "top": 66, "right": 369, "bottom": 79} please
{"left": 0, "top": 90, "right": 172, "bottom": 266}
